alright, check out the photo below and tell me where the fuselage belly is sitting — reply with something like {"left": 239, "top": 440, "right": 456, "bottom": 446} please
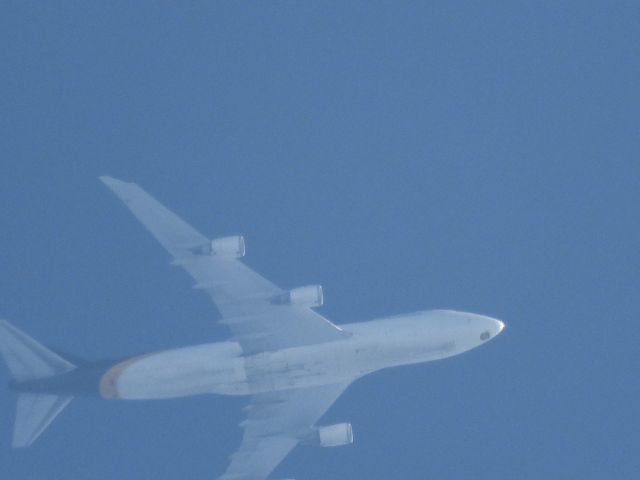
{"left": 102, "top": 310, "right": 504, "bottom": 401}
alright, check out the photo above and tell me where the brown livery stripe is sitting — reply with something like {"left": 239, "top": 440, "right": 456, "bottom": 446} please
{"left": 99, "top": 355, "right": 149, "bottom": 400}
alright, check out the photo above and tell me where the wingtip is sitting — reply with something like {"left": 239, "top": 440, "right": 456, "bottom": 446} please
{"left": 11, "top": 437, "right": 32, "bottom": 449}
{"left": 0, "top": 318, "right": 16, "bottom": 333}
{"left": 99, "top": 175, "right": 118, "bottom": 184}
{"left": 99, "top": 175, "right": 133, "bottom": 188}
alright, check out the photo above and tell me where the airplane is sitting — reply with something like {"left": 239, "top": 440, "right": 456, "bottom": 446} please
{"left": 0, "top": 176, "right": 505, "bottom": 480}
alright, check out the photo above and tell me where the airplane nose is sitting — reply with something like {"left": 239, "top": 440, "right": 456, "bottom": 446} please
{"left": 479, "top": 317, "right": 505, "bottom": 342}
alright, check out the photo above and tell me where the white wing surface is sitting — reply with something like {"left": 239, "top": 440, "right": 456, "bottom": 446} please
{"left": 100, "top": 176, "right": 348, "bottom": 354}
{"left": 219, "top": 382, "right": 351, "bottom": 480}
{"left": 100, "top": 177, "right": 355, "bottom": 480}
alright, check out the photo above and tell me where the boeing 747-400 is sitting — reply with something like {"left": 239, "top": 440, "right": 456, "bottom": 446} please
{"left": 0, "top": 176, "right": 505, "bottom": 479}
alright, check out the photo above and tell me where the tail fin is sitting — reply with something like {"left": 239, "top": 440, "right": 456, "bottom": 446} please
{"left": 0, "top": 319, "right": 76, "bottom": 447}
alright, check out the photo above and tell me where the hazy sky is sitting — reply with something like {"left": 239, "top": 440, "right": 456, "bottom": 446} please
{"left": 1, "top": 2, "right": 639, "bottom": 479}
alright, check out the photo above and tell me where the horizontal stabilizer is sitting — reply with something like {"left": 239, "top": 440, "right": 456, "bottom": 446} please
{"left": 0, "top": 319, "right": 76, "bottom": 382}
{"left": 0, "top": 319, "right": 77, "bottom": 447}
{"left": 13, "top": 394, "right": 72, "bottom": 448}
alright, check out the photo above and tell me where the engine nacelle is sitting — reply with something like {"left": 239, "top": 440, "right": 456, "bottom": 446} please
{"left": 306, "top": 423, "right": 353, "bottom": 448}
{"left": 191, "top": 236, "right": 245, "bottom": 258}
{"left": 272, "top": 285, "right": 323, "bottom": 308}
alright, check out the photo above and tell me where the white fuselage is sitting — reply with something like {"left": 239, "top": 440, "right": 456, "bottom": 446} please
{"left": 102, "top": 310, "right": 504, "bottom": 400}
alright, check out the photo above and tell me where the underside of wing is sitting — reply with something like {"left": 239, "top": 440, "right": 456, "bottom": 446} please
{"left": 100, "top": 176, "right": 349, "bottom": 353}
{"left": 218, "top": 382, "right": 352, "bottom": 480}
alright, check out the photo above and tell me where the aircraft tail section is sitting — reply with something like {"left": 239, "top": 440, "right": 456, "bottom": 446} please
{"left": 12, "top": 393, "right": 73, "bottom": 447}
{"left": 0, "top": 319, "right": 77, "bottom": 447}
{"left": 0, "top": 319, "right": 76, "bottom": 381}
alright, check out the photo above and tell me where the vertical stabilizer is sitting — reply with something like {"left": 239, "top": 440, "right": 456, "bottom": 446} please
{"left": 0, "top": 319, "right": 77, "bottom": 447}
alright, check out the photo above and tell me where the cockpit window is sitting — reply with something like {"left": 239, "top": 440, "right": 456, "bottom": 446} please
{"left": 480, "top": 331, "right": 491, "bottom": 341}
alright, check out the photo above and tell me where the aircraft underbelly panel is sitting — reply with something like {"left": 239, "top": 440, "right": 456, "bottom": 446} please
{"left": 101, "top": 342, "right": 250, "bottom": 400}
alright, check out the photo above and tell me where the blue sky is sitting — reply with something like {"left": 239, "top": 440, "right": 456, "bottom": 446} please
{"left": 1, "top": 2, "right": 639, "bottom": 479}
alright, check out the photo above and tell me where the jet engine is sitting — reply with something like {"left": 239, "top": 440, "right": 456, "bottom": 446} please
{"left": 191, "top": 236, "right": 245, "bottom": 258}
{"left": 304, "top": 423, "right": 354, "bottom": 448}
{"left": 272, "top": 285, "right": 323, "bottom": 308}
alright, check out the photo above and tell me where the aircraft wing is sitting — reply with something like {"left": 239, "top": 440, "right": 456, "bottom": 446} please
{"left": 219, "top": 382, "right": 351, "bottom": 480}
{"left": 100, "top": 176, "right": 349, "bottom": 354}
